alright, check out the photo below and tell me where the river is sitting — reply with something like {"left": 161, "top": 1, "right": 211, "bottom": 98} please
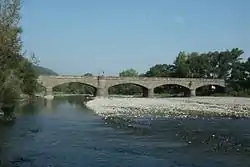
{"left": 0, "top": 96, "right": 250, "bottom": 167}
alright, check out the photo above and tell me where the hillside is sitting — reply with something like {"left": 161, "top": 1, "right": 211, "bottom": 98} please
{"left": 33, "top": 65, "right": 58, "bottom": 76}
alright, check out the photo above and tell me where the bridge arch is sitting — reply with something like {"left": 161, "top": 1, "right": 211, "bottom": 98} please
{"left": 152, "top": 82, "right": 190, "bottom": 90}
{"left": 51, "top": 81, "right": 97, "bottom": 89}
{"left": 52, "top": 82, "right": 98, "bottom": 96}
{"left": 195, "top": 84, "right": 226, "bottom": 96}
{"left": 107, "top": 82, "right": 150, "bottom": 97}
{"left": 194, "top": 82, "right": 225, "bottom": 90}
{"left": 37, "top": 76, "right": 98, "bottom": 89}
{"left": 106, "top": 81, "right": 149, "bottom": 89}
{"left": 152, "top": 83, "right": 191, "bottom": 97}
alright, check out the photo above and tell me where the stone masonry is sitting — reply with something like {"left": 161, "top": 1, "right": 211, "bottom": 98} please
{"left": 37, "top": 75, "right": 225, "bottom": 98}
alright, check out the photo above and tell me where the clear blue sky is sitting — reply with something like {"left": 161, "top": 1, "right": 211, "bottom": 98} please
{"left": 21, "top": 0, "right": 250, "bottom": 75}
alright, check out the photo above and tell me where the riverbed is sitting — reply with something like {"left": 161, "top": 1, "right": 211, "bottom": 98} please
{"left": 0, "top": 96, "right": 250, "bottom": 167}
{"left": 86, "top": 97, "right": 250, "bottom": 118}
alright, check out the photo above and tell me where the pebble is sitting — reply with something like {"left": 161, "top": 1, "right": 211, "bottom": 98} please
{"left": 86, "top": 97, "right": 250, "bottom": 118}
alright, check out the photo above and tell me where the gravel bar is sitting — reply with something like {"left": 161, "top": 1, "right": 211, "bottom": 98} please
{"left": 86, "top": 97, "right": 250, "bottom": 118}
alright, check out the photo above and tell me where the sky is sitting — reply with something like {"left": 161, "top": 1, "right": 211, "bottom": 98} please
{"left": 21, "top": 0, "right": 250, "bottom": 76}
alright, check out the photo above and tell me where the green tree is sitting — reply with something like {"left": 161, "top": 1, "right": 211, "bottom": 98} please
{"left": 144, "top": 64, "right": 175, "bottom": 77}
{"left": 186, "top": 52, "right": 209, "bottom": 78}
{"left": 0, "top": 0, "right": 38, "bottom": 116}
{"left": 0, "top": 0, "right": 23, "bottom": 107}
{"left": 0, "top": 0, "right": 22, "bottom": 70}
{"left": 173, "top": 51, "right": 190, "bottom": 77}
{"left": 119, "top": 68, "right": 138, "bottom": 77}
{"left": 18, "top": 55, "right": 38, "bottom": 95}
{"left": 83, "top": 73, "right": 93, "bottom": 76}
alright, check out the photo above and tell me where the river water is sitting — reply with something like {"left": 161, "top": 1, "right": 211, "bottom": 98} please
{"left": 0, "top": 96, "right": 250, "bottom": 167}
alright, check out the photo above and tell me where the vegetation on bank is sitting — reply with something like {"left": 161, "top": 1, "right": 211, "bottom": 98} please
{"left": 0, "top": 0, "right": 41, "bottom": 118}
{"left": 54, "top": 48, "right": 250, "bottom": 97}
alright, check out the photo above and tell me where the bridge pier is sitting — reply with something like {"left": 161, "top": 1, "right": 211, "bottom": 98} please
{"left": 45, "top": 99, "right": 52, "bottom": 110}
{"left": 142, "top": 88, "right": 154, "bottom": 98}
{"left": 96, "top": 88, "right": 108, "bottom": 97}
{"left": 147, "top": 88, "right": 154, "bottom": 98}
{"left": 96, "top": 76, "right": 108, "bottom": 97}
{"left": 45, "top": 87, "right": 54, "bottom": 100}
{"left": 45, "top": 87, "right": 53, "bottom": 95}
{"left": 190, "top": 89, "right": 196, "bottom": 97}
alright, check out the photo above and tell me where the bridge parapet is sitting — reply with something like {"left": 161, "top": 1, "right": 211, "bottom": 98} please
{"left": 104, "top": 76, "right": 224, "bottom": 82}
{"left": 38, "top": 75, "right": 99, "bottom": 79}
{"left": 104, "top": 77, "right": 225, "bottom": 88}
{"left": 39, "top": 75, "right": 224, "bottom": 83}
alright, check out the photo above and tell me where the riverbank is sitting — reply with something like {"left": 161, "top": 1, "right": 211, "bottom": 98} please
{"left": 86, "top": 97, "right": 250, "bottom": 118}
{"left": 0, "top": 94, "right": 35, "bottom": 121}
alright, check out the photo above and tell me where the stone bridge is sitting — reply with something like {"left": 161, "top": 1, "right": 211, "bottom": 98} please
{"left": 37, "top": 75, "right": 225, "bottom": 98}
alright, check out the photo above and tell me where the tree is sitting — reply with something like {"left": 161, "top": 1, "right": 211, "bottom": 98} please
{"left": 144, "top": 64, "right": 175, "bottom": 77}
{"left": 173, "top": 51, "right": 190, "bottom": 77}
{"left": 186, "top": 52, "right": 208, "bottom": 78}
{"left": 83, "top": 73, "right": 93, "bottom": 76}
{"left": 0, "top": 0, "right": 38, "bottom": 116}
{"left": 0, "top": 0, "right": 22, "bottom": 69}
{"left": 0, "top": 0, "right": 23, "bottom": 105}
{"left": 245, "top": 57, "right": 250, "bottom": 78}
{"left": 17, "top": 54, "right": 38, "bottom": 95}
{"left": 119, "top": 68, "right": 138, "bottom": 77}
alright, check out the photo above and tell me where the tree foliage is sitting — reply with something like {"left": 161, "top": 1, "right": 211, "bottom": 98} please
{"left": 83, "top": 73, "right": 93, "bottom": 77}
{"left": 144, "top": 64, "right": 175, "bottom": 77}
{"left": 119, "top": 68, "right": 138, "bottom": 77}
{"left": 0, "top": 0, "right": 38, "bottom": 113}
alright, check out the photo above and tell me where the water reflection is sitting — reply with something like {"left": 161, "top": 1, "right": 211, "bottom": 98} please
{"left": 30, "top": 96, "right": 89, "bottom": 111}
{"left": 44, "top": 99, "right": 52, "bottom": 110}
{"left": 0, "top": 96, "right": 250, "bottom": 167}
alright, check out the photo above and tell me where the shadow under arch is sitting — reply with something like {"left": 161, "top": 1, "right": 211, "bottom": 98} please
{"left": 196, "top": 84, "right": 226, "bottom": 96}
{"left": 52, "top": 82, "right": 97, "bottom": 96}
{"left": 108, "top": 83, "right": 149, "bottom": 97}
{"left": 154, "top": 84, "right": 190, "bottom": 97}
